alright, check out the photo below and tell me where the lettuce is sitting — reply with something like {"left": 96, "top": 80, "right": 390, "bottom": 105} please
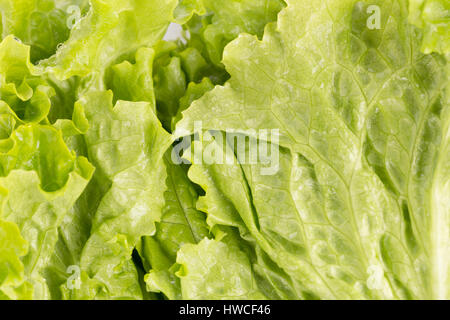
{"left": 176, "top": 0, "right": 450, "bottom": 299}
{"left": 408, "top": 0, "right": 450, "bottom": 54}
{"left": 0, "top": 0, "right": 90, "bottom": 63}
{"left": 0, "top": 0, "right": 448, "bottom": 300}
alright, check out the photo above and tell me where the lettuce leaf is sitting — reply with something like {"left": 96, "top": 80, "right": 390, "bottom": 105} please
{"left": 60, "top": 90, "right": 172, "bottom": 299}
{"left": 181, "top": 0, "right": 286, "bottom": 66}
{"left": 0, "top": 0, "right": 448, "bottom": 301}
{"left": 408, "top": 0, "right": 450, "bottom": 54}
{"left": 140, "top": 151, "right": 210, "bottom": 299}
{"left": 0, "top": 0, "right": 90, "bottom": 63}
{"left": 0, "top": 122, "right": 94, "bottom": 299}
{"left": 176, "top": 238, "right": 267, "bottom": 299}
{"left": 41, "top": 0, "right": 177, "bottom": 80}
{"left": 176, "top": 0, "right": 449, "bottom": 299}
{"left": 0, "top": 219, "right": 30, "bottom": 299}
{"left": 150, "top": 0, "right": 286, "bottom": 130}
{"left": 0, "top": 36, "right": 54, "bottom": 123}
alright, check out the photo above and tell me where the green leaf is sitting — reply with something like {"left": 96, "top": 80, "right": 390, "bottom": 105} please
{"left": 151, "top": 41, "right": 224, "bottom": 130}
{"left": 0, "top": 36, "right": 55, "bottom": 123}
{"left": 153, "top": 43, "right": 188, "bottom": 129}
{"left": 0, "top": 0, "right": 90, "bottom": 63}
{"left": 63, "top": 90, "right": 172, "bottom": 299}
{"left": 176, "top": 238, "right": 267, "bottom": 299}
{"left": 0, "top": 0, "right": 447, "bottom": 301}
{"left": 0, "top": 219, "right": 31, "bottom": 299}
{"left": 105, "top": 47, "right": 156, "bottom": 105}
{"left": 41, "top": 0, "right": 178, "bottom": 80}
{"left": 184, "top": 0, "right": 286, "bottom": 66}
{"left": 151, "top": 0, "right": 286, "bottom": 130}
{"left": 173, "top": 0, "right": 206, "bottom": 24}
{"left": 408, "top": 0, "right": 450, "bottom": 54}
{"left": 172, "top": 77, "right": 214, "bottom": 131}
{"left": 176, "top": 0, "right": 449, "bottom": 299}
{"left": 141, "top": 151, "right": 210, "bottom": 299}
{"left": 0, "top": 123, "right": 94, "bottom": 299}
